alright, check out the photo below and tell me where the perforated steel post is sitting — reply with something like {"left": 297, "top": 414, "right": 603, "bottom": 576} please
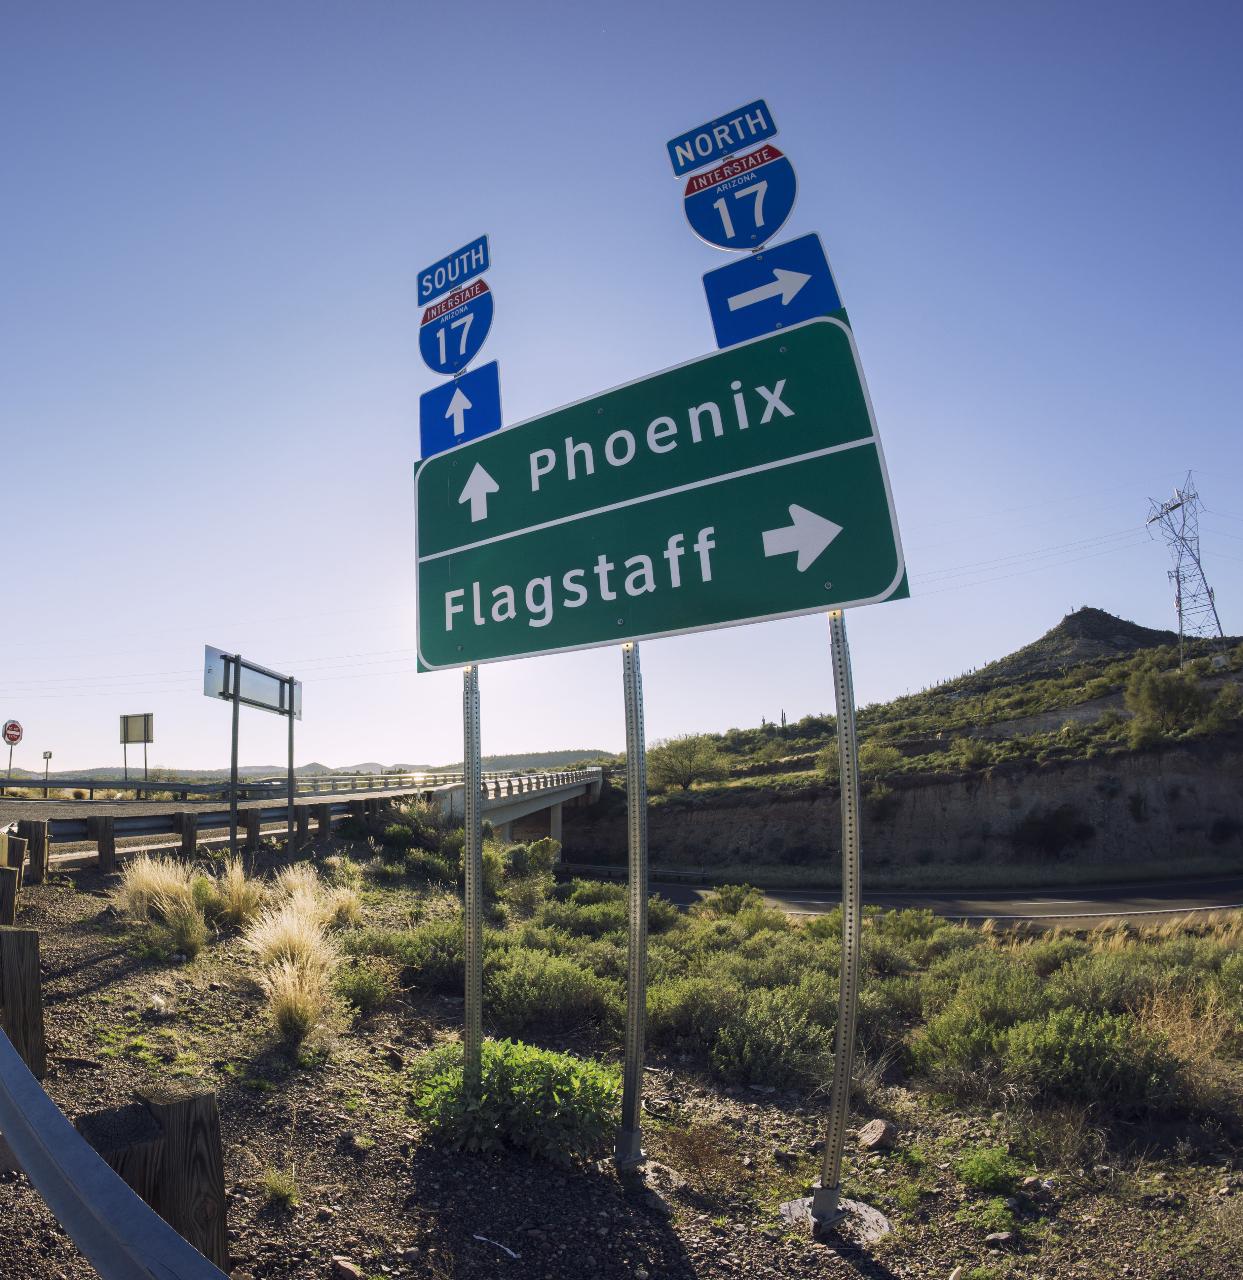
{"left": 462, "top": 663, "right": 484, "bottom": 1088}
{"left": 615, "top": 641, "right": 649, "bottom": 1168}
{"left": 813, "top": 610, "right": 863, "bottom": 1225}
{"left": 286, "top": 676, "right": 296, "bottom": 852}
{"left": 228, "top": 655, "right": 241, "bottom": 858}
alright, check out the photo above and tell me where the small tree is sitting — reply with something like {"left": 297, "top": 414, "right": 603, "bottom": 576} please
{"left": 1124, "top": 669, "right": 1210, "bottom": 735}
{"left": 647, "top": 735, "right": 728, "bottom": 791}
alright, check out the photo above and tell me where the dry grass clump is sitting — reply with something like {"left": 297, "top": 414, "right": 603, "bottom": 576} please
{"left": 243, "top": 899, "right": 339, "bottom": 972}
{"left": 113, "top": 855, "right": 195, "bottom": 922}
{"left": 207, "top": 856, "right": 269, "bottom": 930}
{"left": 261, "top": 957, "right": 336, "bottom": 1042}
{"left": 151, "top": 890, "right": 209, "bottom": 958}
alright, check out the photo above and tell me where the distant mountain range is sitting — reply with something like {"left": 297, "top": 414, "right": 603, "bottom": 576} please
{"left": 5, "top": 749, "right": 618, "bottom": 783}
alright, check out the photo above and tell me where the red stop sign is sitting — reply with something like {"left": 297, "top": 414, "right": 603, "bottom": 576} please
{"left": 2, "top": 720, "right": 21, "bottom": 746}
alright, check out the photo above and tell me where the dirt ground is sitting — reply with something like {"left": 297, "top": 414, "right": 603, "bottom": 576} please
{"left": 1, "top": 846, "right": 1242, "bottom": 1280}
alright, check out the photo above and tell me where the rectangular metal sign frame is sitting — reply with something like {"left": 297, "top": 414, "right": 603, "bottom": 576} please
{"left": 413, "top": 317, "right": 905, "bottom": 669}
{"left": 203, "top": 647, "right": 302, "bottom": 720}
{"left": 119, "top": 713, "right": 154, "bottom": 745}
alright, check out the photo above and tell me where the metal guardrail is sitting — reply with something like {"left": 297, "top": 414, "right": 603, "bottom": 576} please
{"left": 0, "top": 1028, "right": 227, "bottom": 1280}
{"left": 41, "top": 769, "right": 602, "bottom": 845}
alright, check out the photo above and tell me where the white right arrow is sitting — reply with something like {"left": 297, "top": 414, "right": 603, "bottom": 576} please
{"left": 727, "top": 268, "right": 812, "bottom": 312}
{"left": 445, "top": 385, "right": 473, "bottom": 436}
{"left": 458, "top": 462, "right": 500, "bottom": 523}
{"left": 762, "top": 504, "right": 843, "bottom": 571}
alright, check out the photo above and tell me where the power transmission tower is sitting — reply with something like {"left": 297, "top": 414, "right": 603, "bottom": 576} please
{"left": 1146, "top": 472, "right": 1224, "bottom": 664}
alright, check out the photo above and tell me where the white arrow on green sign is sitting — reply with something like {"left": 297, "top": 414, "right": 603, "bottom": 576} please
{"left": 413, "top": 317, "right": 906, "bottom": 669}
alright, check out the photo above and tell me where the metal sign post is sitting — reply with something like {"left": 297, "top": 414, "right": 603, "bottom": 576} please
{"left": 4, "top": 721, "right": 23, "bottom": 789}
{"left": 462, "top": 664, "right": 484, "bottom": 1089}
{"left": 812, "top": 609, "right": 863, "bottom": 1226}
{"left": 42, "top": 751, "right": 52, "bottom": 798}
{"left": 286, "top": 676, "right": 296, "bottom": 850}
{"left": 120, "top": 715, "right": 154, "bottom": 789}
{"left": 228, "top": 655, "right": 241, "bottom": 857}
{"left": 615, "top": 641, "right": 649, "bottom": 1168}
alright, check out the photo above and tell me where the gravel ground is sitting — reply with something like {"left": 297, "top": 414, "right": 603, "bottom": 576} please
{"left": 1, "top": 851, "right": 1241, "bottom": 1279}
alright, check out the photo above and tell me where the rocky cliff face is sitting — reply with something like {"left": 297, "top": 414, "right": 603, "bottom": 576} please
{"left": 560, "top": 733, "right": 1243, "bottom": 880}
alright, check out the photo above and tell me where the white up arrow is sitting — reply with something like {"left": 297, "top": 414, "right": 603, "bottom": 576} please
{"left": 458, "top": 462, "right": 499, "bottom": 523}
{"left": 761, "top": 504, "right": 843, "bottom": 571}
{"left": 445, "top": 384, "right": 472, "bottom": 436}
{"left": 727, "top": 268, "right": 812, "bottom": 312}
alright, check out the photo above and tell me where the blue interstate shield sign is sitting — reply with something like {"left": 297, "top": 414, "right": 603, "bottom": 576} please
{"left": 683, "top": 144, "right": 797, "bottom": 250}
{"left": 418, "top": 279, "right": 494, "bottom": 376}
{"left": 702, "top": 233, "right": 842, "bottom": 349}
{"left": 417, "top": 234, "right": 490, "bottom": 305}
{"left": 419, "top": 360, "right": 502, "bottom": 459}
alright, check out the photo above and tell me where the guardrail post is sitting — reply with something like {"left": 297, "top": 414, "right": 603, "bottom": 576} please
{"left": 296, "top": 804, "right": 310, "bottom": 845}
{"left": 348, "top": 800, "right": 365, "bottom": 825}
{"left": 177, "top": 812, "right": 198, "bottom": 859}
{"left": 245, "top": 809, "right": 262, "bottom": 853}
{"left": 316, "top": 803, "right": 332, "bottom": 839}
{"left": 0, "top": 928, "right": 46, "bottom": 1079}
{"left": 0, "top": 838, "right": 24, "bottom": 927}
{"left": 87, "top": 816, "right": 117, "bottom": 875}
{"left": 77, "top": 1089, "right": 229, "bottom": 1270}
{"left": 16, "top": 821, "right": 49, "bottom": 887}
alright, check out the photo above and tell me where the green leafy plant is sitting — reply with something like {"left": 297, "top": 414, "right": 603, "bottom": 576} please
{"left": 411, "top": 1039, "right": 619, "bottom": 1165}
{"left": 955, "top": 1145, "right": 1024, "bottom": 1194}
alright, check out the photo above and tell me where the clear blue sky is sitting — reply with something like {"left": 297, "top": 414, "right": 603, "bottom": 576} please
{"left": 2, "top": 1, "right": 1240, "bottom": 771}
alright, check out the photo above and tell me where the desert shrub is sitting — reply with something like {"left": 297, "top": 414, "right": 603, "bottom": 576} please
{"left": 354, "top": 918, "right": 464, "bottom": 993}
{"left": 1021, "top": 935, "right": 1090, "bottom": 978}
{"left": 949, "top": 737, "right": 995, "bottom": 770}
{"left": 559, "top": 879, "right": 625, "bottom": 907}
{"left": 956, "top": 1145, "right": 1024, "bottom": 1194}
{"left": 507, "top": 838, "right": 560, "bottom": 877}
{"left": 858, "top": 741, "right": 902, "bottom": 775}
{"left": 817, "top": 742, "right": 841, "bottom": 781}
{"left": 857, "top": 975, "right": 920, "bottom": 1047}
{"left": 697, "top": 884, "right": 763, "bottom": 916}
{"left": 999, "top": 1007, "right": 1178, "bottom": 1112}
{"left": 402, "top": 850, "right": 456, "bottom": 883}
{"left": 538, "top": 898, "right": 627, "bottom": 938}
{"left": 1044, "top": 950, "right": 1167, "bottom": 1014}
{"left": 261, "top": 956, "right": 335, "bottom": 1043}
{"left": 381, "top": 823, "right": 416, "bottom": 854}
{"left": 648, "top": 975, "right": 745, "bottom": 1049}
{"left": 411, "top": 1039, "right": 619, "bottom": 1164}
{"left": 336, "top": 958, "right": 395, "bottom": 1015}
{"left": 647, "top": 895, "right": 682, "bottom": 934}
{"left": 504, "top": 872, "right": 552, "bottom": 917}
{"left": 710, "top": 985, "right": 831, "bottom": 1086}
{"left": 260, "top": 1163, "right": 299, "bottom": 1209}
{"left": 486, "top": 949, "right": 621, "bottom": 1035}
{"left": 455, "top": 844, "right": 506, "bottom": 899}
{"left": 1196, "top": 683, "right": 1243, "bottom": 734}
{"left": 1125, "top": 668, "right": 1210, "bottom": 734}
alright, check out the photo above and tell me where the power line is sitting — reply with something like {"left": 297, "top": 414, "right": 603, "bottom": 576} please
{"left": 1147, "top": 472, "right": 1225, "bottom": 662}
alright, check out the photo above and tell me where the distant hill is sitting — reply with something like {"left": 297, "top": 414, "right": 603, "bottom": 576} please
{"left": 968, "top": 607, "right": 1180, "bottom": 686}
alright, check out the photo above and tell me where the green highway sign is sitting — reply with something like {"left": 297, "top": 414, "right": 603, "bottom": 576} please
{"left": 414, "top": 316, "right": 905, "bottom": 668}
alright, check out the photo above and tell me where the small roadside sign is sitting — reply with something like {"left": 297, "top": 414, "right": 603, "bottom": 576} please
{"left": 2, "top": 721, "right": 21, "bottom": 746}
{"left": 666, "top": 99, "right": 777, "bottom": 177}
{"left": 418, "top": 234, "right": 490, "bottom": 306}
{"left": 702, "top": 233, "right": 842, "bottom": 349}
{"left": 683, "top": 144, "right": 797, "bottom": 250}
{"left": 418, "top": 279, "right": 494, "bottom": 376}
{"left": 413, "top": 318, "right": 904, "bottom": 668}
{"left": 419, "top": 360, "right": 503, "bottom": 459}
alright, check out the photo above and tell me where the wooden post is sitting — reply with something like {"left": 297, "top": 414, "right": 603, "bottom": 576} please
{"left": 0, "top": 928, "right": 46, "bottom": 1078}
{"left": 245, "top": 808, "right": 262, "bottom": 853}
{"left": 176, "top": 812, "right": 197, "bottom": 859}
{"left": 87, "top": 815, "right": 117, "bottom": 875}
{"left": 77, "top": 1089, "right": 229, "bottom": 1270}
{"left": 0, "top": 868, "right": 20, "bottom": 927}
{"left": 15, "top": 821, "right": 48, "bottom": 886}
{"left": 316, "top": 803, "right": 332, "bottom": 838}
{"left": 348, "top": 800, "right": 365, "bottom": 823}
{"left": 296, "top": 804, "right": 310, "bottom": 845}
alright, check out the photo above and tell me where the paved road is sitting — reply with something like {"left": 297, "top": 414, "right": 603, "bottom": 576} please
{"left": 650, "top": 876, "right": 1243, "bottom": 923}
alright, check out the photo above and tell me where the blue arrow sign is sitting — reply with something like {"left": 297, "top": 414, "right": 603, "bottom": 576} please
{"left": 667, "top": 99, "right": 777, "bottom": 177}
{"left": 418, "top": 279, "right": 494, "bottom": 376}
{"left": 683, "top": 144, "right": 797, "bottom": 251}
{"left": 419, "top": 361, "right": 502, "bottom": 459}
{"left": 418, "top": 234, "right": 490, "bottom": 306}
{"left": 702, "top": 233, "right": 842, "bottom": 350}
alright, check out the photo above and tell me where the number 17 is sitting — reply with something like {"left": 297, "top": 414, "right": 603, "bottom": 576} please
{"left": 712, "top": 180, "right": 768, "bottom": 240}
